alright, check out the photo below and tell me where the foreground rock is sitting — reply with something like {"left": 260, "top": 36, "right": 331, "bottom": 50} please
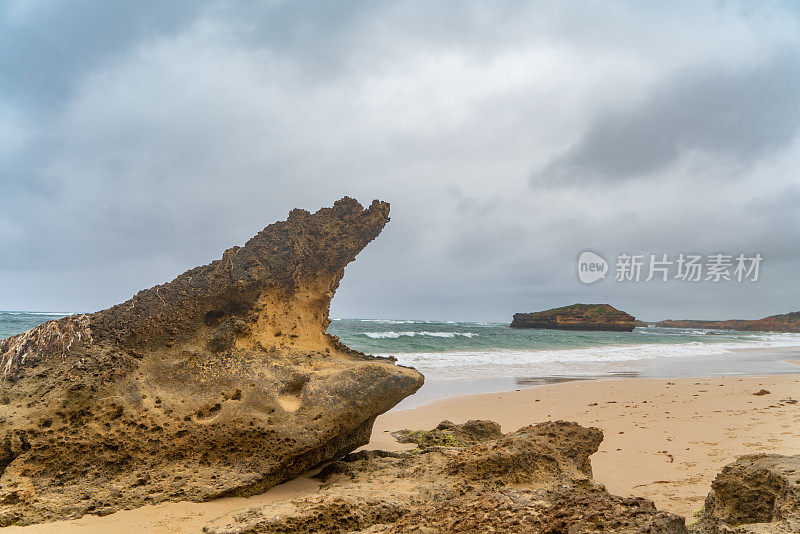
{"left": 511, "top": 303, "right": 636, "bottom": 332}
{"left": 0, "top": 197, "right": 423, "bottom": 525}
{"left": 204, "top": 420, "right": 687, "bottom": 533}
{"left": 656, "top": 311, "right": 800, "bottom": 333}
{"left": 690, "top": 454, "right": 800, "bottom": 533}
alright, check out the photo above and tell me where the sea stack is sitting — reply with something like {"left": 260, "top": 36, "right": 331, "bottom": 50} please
{"left": 510, "top": 304, "right": 636, "bottom": 332}
{"left": 0, "top": 197, "right": 423, "bottom": 525}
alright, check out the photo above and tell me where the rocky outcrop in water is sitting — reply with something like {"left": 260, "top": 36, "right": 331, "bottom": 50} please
{"left": 656, "top": 311, "right": 800, "bottom": 333}
{"left": 689, "top": 454, "right": 800, "bottom": 533}
{"left": 204, "top": 420, "right": 688, "bottom": 533}
{"left": 0, "top": 197, "right": 423, "bottom": 526}
{"left": 511, "top": 303, "right": 636, "bottom": 332}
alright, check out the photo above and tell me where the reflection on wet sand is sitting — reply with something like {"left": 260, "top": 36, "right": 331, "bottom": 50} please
{"left": 515, "top": 372, "right": 640, "bottom": 386}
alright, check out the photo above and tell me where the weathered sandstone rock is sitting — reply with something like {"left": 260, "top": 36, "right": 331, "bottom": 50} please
{"left": 689, "top": 454, "right": 800, "bottom": 533}
{"left": 204, "top": 420, "right": 688, "bottom": 533}
{"left": 391, "top": 419, "right": 503, "bottom": 447}
{"left": 0, "top": 197, "right": 423, "bottom": 525}
{"left": 511, "top": 303, "right": 636, "bottom": 332}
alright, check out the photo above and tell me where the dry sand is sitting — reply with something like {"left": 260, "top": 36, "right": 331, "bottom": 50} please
{"left": 4, "top": 374, "right": 799, "bottom": 532}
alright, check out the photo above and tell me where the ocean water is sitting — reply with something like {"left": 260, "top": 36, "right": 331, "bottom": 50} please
{"left": 328, "top": 318, "right": 800, "bottom": 381}
{"left": 0, "top": 311, "right": 73, "bottom": 339}
{"left": 3, "top": 312, "right": 799, "bottom": 407}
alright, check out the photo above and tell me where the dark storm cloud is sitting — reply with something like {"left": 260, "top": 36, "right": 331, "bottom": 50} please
{"left": 535, "top": 50, "right": 800, "bottom": 185}
{"left": 0, "top": 0, "right": 203, "bottom": 107}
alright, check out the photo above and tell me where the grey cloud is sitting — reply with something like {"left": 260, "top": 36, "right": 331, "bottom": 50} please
{"left": 0, "top": 0, "right": 203, "bottom": 108}
{"left": 1, "top": 1, "right": 800, "bottom": 321}
{"left": 535, "top": 50, "right": 800, "bottom": 186}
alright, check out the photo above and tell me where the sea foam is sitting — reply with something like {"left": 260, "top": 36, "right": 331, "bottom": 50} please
{"left": 364, "top": 331, "right": 479, "bottom": 339}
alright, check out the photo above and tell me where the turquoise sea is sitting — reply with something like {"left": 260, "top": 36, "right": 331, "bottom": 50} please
{"left": 3, "top": 312, "right": 799, "bottom": 407}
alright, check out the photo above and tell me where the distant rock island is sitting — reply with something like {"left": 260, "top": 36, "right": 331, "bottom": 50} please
{"left": 655, "top": 311, "right": 800, "bottom": 333}
{"left": 510, "top": 304, "right": 636, "bottom": 332}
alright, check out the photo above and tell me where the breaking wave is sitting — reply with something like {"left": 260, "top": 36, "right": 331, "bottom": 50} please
{"left": 364, "top": 331, "right": 479, "bottom": 339}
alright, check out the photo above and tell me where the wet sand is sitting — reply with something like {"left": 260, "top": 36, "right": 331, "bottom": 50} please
{"left": 393, "top": 346, "right": 800, "bottom": 409}
{"left": 4, "top": 373, "right": 800, "bottom": 532}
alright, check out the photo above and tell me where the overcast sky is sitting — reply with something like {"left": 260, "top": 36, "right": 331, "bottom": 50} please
{"left": 1, "top": 1, "right": 799, "bottom": 322}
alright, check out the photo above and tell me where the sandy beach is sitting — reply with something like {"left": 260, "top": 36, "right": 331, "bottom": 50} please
{"left": 369, "top": 373, "right": 800, "bottom": 518}
{"left": 4, "top": 372, "right": 798, "bottom": 533}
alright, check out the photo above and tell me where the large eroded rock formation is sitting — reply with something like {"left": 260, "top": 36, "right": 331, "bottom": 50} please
{"left": 0, "top": 197, "right": 423, "bottom": 525}
{"left": 204, "top": 420, "right": 688, "bottom": 533}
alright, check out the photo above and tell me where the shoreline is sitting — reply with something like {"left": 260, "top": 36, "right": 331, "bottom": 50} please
{"left": 4, "top": 372, "right": 800, "bottom": 532}
{"left": 393, "top": 345, "right": 800, "bottom": 409}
